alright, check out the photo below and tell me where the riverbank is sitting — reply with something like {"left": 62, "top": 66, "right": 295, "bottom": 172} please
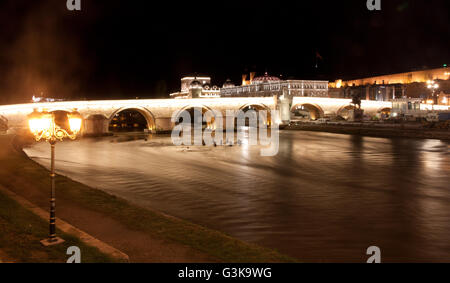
{"left": 285, "top": 121, "right": 450, "bottom": 140}
{"left": 0, "top": 185, "right": 117, "bottom": 262}
{"left": 0, "top": 134, "right": 294, "bottom": 262}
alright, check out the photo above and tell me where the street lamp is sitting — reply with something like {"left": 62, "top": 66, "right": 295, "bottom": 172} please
{"left": 426, "top": 80, "right": 439, "bottom": 104}
{"left": 28, "top": 109, "right": 83, "bottom": 246}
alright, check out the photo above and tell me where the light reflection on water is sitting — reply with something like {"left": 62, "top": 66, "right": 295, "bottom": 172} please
{"left": 23, "top": 131, "right": 450, "bottom": 262}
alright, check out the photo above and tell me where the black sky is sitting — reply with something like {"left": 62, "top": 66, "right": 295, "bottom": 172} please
{"left": 0, "top": 0, "right": 449, "bottom": 103}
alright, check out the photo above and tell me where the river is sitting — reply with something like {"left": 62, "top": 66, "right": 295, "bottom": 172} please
{"left": 23, "top": 130, "right": 450, "bottom": 262}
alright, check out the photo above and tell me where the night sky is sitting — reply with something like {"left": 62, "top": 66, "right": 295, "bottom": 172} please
{"left": 0, "top": 0, "right": 448, "bottom": 103}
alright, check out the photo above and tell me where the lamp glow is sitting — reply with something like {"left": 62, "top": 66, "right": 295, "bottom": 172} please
{"left": 27, "top": 110, "right": 82, "bottom": 141}
{"left": 28, "top": 111, "right": 52, "bottom": 135}
{"left": 68, "top": 111, "right": 82, "bottom": 134}
{"left": 29, "top": 116, "right": 51, "bottom": 133}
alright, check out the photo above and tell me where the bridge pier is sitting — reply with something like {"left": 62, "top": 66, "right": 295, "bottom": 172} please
{"left": 155, "top": 117, "right": 173, "bottom": 134}
{"left": 278, "top": 95, "right": 292, "bottom": 124}
{"left": 82, "top": 115, "right": 110, "bottom": 137}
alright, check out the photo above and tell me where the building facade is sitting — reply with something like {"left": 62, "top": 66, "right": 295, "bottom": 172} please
{"left": 171, "top": 73, "right": 329, "bottom": 99}
{"left": 329, "top": 67, "right": 450, "bottom": 103}
{"left": 170, "top": 76, "right": 220, "bottom": 99}
{"left": 333, "top": 67, "right": 450, "bottom": 87}
{"left": 221, "top": 73, "right": 328, "bottom": 98}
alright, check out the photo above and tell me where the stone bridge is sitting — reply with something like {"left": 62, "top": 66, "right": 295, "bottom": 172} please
{"left": 291, "top": 97, "right": 392, "bottom": 120}
{"left": 0, "top": 97, "right": 391, "bottom": 135}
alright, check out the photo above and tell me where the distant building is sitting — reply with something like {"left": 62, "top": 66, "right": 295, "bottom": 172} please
{"left": 170, "top": 76, "right": 220, "bottom": 99}
{"left": 329, "top": 67, "right": 450, "bottom": 103}
{"left": 31, "top": 96, "right": 65, "bottom": 103}
{"left": 332, "top": 67, "right": 450, "bottom": 87}
{"left": 220, "top": 72, "right": 328, "bottom": 98}
{"left": 392, "top": 98, "right": 449, "bottom": 120}
{"left": 170, "top": 72, "right": 328, "bottom": 99}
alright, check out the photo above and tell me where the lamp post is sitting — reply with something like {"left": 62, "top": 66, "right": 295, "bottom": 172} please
{"left": 28, "top": 109, "right": 83, "bottom": 246}
{"left": 427, "top": 80, "right": 439, "bottom": 104}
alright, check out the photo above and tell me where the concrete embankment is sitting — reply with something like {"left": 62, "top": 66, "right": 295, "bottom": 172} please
{"left": 284, "top": 122, "right": 450, "bottom": 140}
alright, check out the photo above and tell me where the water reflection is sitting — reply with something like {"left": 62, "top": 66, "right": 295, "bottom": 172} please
{"left": 23, "top": 131, "right": 450, "bottom": 262}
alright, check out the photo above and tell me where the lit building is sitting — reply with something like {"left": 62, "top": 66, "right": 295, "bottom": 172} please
{"left": 332, "top": 67, "right": 450, "bottom": 87}
{"left": 220, "top": 72, "right": 329, "bottom": 98}
{"left": 392, "top": 98, "right": 449, "bottom": 120}
{"left": 170, "top": 72, "right": 328, "bottom": 99}
{"left": 31, "top": 96, "right": 65, "bottom": 103}
{"left": 170, "top": 76, "right": 221, "bottom": 99}
{"left": 329, "top": 67, "right": 450, "bottom": 102}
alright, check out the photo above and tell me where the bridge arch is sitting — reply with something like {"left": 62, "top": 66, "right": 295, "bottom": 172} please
{"left": 47, "top": 109, "right": 79, "bottom": 130}
{"left": 237, "top": 103, "right": 273, "bottom": 126}
{"left": 291, "top": 103, "right": 324, "bottom": 120}
{"left": 337, "top": 105, "right": 356, "bottom": 120}
{"left": 86, "top": 114, "right": 108, "bottom": 120}
{"left": 173, "top": 104, "right": 217, "bottom": 129}
{"left": 378, "top": 107, "right": 392, "bottom": 114}
{"left": 238, "top": 103, "right": 271, "bottom": 111}
{"left": 46, "top": 107, "right": 76, "bottom": 114}
{"left": 378, "top": 107, "right": 392, "bottom": 118}
{"left": 108, "top": 107, "right": 156, "bottom": 131}
{"left": 175, "top": 104, "right": 215, "bottom": 116}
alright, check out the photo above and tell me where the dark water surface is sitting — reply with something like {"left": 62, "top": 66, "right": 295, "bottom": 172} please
{"left": 24, "top": 131, "right": 450, "bottom": 262}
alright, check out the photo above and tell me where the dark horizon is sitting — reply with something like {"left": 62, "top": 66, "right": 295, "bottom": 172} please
{"left": 0, "top": 0, "right": 449, "bottom": 103}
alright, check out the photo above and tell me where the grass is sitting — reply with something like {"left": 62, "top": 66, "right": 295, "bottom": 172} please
{"left": 0, "top": 190, "right": 116, "bottom": 263}
{"left": 0, "top": 133, "right": 296, "bottom": 262}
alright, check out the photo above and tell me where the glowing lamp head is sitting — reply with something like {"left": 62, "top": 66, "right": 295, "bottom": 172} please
{"left": 68, "top": 111, "right": 83, "bottom": 134}
{"left": 28, "top": 110, "right": 52, "bottom": 135}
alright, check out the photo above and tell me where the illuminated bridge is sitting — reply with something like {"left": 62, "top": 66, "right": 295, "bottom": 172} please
{"left": 0, "top": 97, "right": 391, "bottom": 135}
